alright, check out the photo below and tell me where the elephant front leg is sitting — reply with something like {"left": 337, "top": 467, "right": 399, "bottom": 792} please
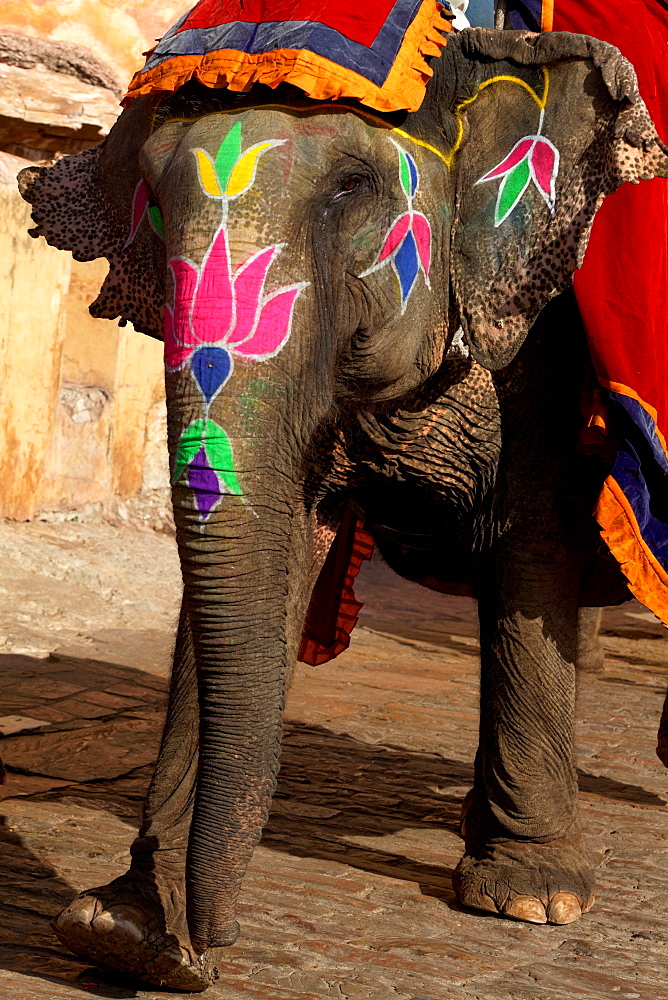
{"left": 52, "top": 601, "right": 221, "bottom": 991}
{"left": 454, "top": 555, "right": 595, "bottom": 926}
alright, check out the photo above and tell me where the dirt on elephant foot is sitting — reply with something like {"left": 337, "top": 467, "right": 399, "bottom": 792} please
{"left": 453, "top": 836, "right": 595, "bottom": 926}
{"left": 52, "top": 873, "right": 238, "bottom": 991}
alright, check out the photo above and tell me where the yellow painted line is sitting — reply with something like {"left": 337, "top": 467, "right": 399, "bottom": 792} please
{"left": 154, "top": 68, "right": 549, "bottom": 173}
{"left": 390, "top": 126, "right": 450, "bottom": 165}
{"left": 477, "top": 69, "right": 548, "bottom": 111}
{"left": 443, "top": 67, "right": 549, "bottom": 167}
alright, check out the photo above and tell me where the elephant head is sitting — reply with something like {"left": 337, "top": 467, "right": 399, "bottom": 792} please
{"left": 19, "top": 28, "right": 668, "bottom": 953}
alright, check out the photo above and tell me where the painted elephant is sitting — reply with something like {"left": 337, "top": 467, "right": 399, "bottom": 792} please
{"left": 19, "top": 26, "right": 668, "bottom": 992}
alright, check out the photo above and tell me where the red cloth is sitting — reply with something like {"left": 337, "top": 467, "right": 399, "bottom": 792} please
{"left": 554, "top": 0, "right": 668, "bottom": 447}
{"left": 298, "top": 509, "right": 374, "bottom": 666}
{"left": 178, "top": 0, "right": 402, "bottom": 47}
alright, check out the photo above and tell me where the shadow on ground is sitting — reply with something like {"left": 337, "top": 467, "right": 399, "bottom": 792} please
{"left": 1, "top": 652, "right": 666, "bottom": 997}
{"left": 0, "top": 815, "right": 144, "bottom": 998}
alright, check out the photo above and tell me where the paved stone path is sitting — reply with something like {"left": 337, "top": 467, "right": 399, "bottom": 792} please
{"left": 0, "top": 522, "right": 667, "bottom": 999}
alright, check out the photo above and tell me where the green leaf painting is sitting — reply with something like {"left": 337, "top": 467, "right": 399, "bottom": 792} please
{"left": 399, "top": 150, "right": 411, "bottom": 199}
{"left": 495, "top": 157, "right": 531, "bottom": 226}
{"left": 202, "top": 420, "right": 242, "bottom": 496}
{"left": 214, "top": 121, "right": 243, "bottom": 193}
{"left": 173, "top": 419, "right": 207, "bottom": 484}
{"left": 148, "top": 205, "right": 165, "bottom": 239}
{"left": 172, "top": 419, "right": 242, "bottom": 497}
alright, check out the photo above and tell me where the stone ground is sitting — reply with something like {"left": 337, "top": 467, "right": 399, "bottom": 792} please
{"left": 0, "top": 519, "right": 667, "bottom": 1000}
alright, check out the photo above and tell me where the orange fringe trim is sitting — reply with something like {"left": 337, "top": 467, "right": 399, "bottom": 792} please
{"left": 592, "top": 383, "right": 668, "bottom": 769}
{"left": 541, "top": 0, "right": 555, "bottom": 31}
{"left": 299, "top": 510, "right": 374, "bottom": 666}
{"left": 597, "top": 377, "right": 668, "bottom": 461}
{"left": 578, "top": 385, "right": 610, "bottom": 450}
{"left": 578, "top": 385, "right": 619, "bottom": 462}
{"left": 596, "top": 475, "right": 668, "bottom": 627}
{"left": 123, "top": 1, "right": 452, "bottom": 113}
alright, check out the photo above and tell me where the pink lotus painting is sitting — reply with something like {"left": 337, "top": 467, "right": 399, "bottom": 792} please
{"left": 165, "top": 224, "right": 307, "bottom": 403}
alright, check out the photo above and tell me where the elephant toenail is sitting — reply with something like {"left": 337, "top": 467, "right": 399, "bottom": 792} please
{"left": 459, "top": 887, "right": 499, "bottom": 914}
{"left": 503, "top": 895, "right": 547, "bottom": 924}
{"left": 92, "top": 905, "right": 145, "bottom": 941}
{"left": 546, "top": 892, "right": 582, "bottom": 924}
{"left": 53, "top": 896, "right": 97, "bottom": 929}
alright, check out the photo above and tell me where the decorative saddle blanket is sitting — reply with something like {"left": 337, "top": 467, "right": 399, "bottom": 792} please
{"left": 506, "top": 0, "right": 668, "bottom": 629}
{"left": 124, "top": 0, "right": 453, "bottom": 113}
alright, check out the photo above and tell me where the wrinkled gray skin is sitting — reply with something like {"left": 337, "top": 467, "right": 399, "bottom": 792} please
{"left": 19, "top": 28, "right": 668, "bottom": 991}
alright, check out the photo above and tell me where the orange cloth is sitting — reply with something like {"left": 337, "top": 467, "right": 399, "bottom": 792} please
{"left": 123, "top": 0, "right": 452, "bottom": 113}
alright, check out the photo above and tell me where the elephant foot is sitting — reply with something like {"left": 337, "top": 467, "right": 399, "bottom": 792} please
{"left": 453, "top": 835, "right": 595, "bottom": 925}
{"left": 52, "top": 872, "right": 239, "bottom": 991}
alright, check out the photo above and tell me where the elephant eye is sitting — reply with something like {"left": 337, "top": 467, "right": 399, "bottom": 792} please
{"left": 334, "top": 176, "right": 362, "bottom": 198}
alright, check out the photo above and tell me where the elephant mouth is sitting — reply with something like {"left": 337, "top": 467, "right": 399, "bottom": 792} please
{"left": 367, "top": 522, "right": 437, "bottom": 552}
{"left": 370, "top": 520, "right": 474, "bottom": 594}
{"left": 354, "top": 488, "right": 473, "bottom": 593}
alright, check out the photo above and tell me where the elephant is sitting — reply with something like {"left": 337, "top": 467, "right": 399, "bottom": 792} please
{"left": 19, "top": 26, "right": 668, "bottom": 992}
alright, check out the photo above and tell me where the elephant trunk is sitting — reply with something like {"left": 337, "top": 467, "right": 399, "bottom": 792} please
{"left": 175, "top": 492, "right": 303, "bottom": 953}
{"left": 163, "top": 210, "right": 321, "bottom": 951}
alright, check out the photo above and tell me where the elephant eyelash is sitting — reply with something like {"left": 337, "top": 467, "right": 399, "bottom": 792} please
{"left": 331, "top": 174, "right": 367, "bottom": 200}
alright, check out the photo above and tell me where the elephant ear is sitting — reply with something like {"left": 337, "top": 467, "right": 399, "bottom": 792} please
{"left": 18, "top": 95, "right": 166, "bottom": 339}
{"left": 447, "top": 29, "right": 668, "bottom": 370}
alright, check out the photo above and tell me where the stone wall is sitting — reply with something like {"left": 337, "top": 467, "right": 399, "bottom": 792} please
{"left": 1, "top": 1, "right": 190, "bottom": 101}
{"left": 0, "top": 151, "right": 71, "bottom": 521}
{"left": 0, "top": 3, "right": 190, "bottom": 526}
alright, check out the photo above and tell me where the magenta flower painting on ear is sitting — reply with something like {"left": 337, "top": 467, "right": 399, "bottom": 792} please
{"left": 476, "top": 134, "right": 560, "bottom": 226}
{"left": 125, "top": 179, "right": 165, "bottom": 245}
{"left": 474, "top": 71, "right": 560, "bottom": 229}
